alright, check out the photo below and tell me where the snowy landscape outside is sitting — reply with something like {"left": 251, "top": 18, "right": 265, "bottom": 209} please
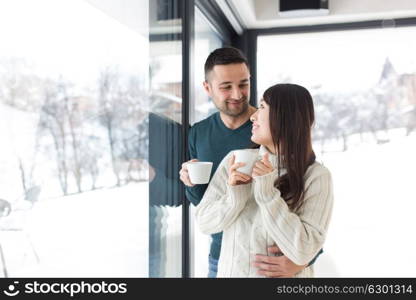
{"left": 0, "top": 0, "right": 415, "bottom": 278}
{"left": 0, "top": 0, "right": 151, "bottom": 277}
{"left": 258, "top": 26, "right": 416, "bottom": 276}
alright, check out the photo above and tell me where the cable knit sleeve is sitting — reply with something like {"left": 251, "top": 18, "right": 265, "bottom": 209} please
{"left": 195, "top": 152, "right": 252, "bottom": 234}
{"left": 253, "top": 166, "right": 334, "bottom": 266}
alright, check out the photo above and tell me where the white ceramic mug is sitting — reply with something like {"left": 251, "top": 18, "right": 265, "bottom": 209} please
{"left": 187, "top": 162, "right": 213, "bottom": 184}
{"left": 234, "top": 150, "right": 258, "bottom": 175}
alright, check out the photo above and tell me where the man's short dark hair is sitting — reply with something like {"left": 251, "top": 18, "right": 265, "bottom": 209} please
{"left": 204, "top": 47, "right": 249, "bottom": 81}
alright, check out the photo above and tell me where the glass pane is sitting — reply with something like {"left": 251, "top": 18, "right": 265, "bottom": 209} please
{"left": 0, "top": 0, "right": 149, "bottom": 276}
{"left": 148, "top": 0, "right": 183, "bottom": 277}
{"left": 191, "top": 8, "right": 223, "bottom": 125}
{"left": 190, "top": 7, "right": 222, "bottom": 278}
{"left": 258, "top": 26, "right": 416, "bottom": 277}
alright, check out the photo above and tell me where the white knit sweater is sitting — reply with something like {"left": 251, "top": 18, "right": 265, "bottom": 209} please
{"left": 195, "top": 146, "right": 334, "bottom": 277}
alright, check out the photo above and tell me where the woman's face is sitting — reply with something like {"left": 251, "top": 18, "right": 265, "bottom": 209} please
{"left": 250, "top": 99, "right": 274, "bottom": 151}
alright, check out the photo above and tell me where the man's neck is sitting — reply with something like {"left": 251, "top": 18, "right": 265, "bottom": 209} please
{"left": 219, "top": 105, "right": 257, "bottom": 130}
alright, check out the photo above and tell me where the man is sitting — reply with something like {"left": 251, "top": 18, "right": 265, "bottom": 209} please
{"left": 179, "top": 47, "right": 321, "bottom": 277}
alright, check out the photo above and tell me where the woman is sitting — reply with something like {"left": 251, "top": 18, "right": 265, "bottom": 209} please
{"left": 195, "top": 83, "right": 334, "bottom": 277}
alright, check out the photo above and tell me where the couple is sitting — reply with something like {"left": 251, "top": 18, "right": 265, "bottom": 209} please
{"left": 180, "top": 47, "right": 334, "bottom": 278}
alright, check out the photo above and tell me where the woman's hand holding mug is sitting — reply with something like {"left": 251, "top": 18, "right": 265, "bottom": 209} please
{"left": 228, "top": 154, "right": 252, "bottom": 186}
{"left": 252, "top": 153, "right": 274, "bottom": 177}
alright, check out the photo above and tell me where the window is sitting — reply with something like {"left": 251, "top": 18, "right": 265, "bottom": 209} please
{"left": 190, "top": 7, "right": 223, "bottom": 277}
{"left": 0, "top": 0, "right": 150, "bottom": 277}
{"left": 258, "top": 26, "right": 416, "bottom": 276}
{"left": 148, "top": 0, "right": 183, "bottom": 278}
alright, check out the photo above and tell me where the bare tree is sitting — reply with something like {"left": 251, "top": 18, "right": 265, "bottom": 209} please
{"left": 39, "top": 77, "right": 94, "bottom": 194}
{"left": 97, "top": 69, "right": 150, "bottom": 186}
{"left": 59, "top": 81, "right": 84, "bottom": 193}
{"left": 0, "top": 58, "right": 43, "bottom": 195}
{"left": 97, "top": 67, "right": 123, "bottom": 186}
{"left": 39, "top": 80, "right": 69, "bottom": 195}
{"left": 398, "top": 74, "right": 416, "bottom": 135}
{"left": 79, "top": 139, "right": 101, "bottom": 190}
{"left": 125, "top": 75, "right": 149, "bottom": 181}
{"left": 0, "top": 57, "right": 42, "bottom": 111}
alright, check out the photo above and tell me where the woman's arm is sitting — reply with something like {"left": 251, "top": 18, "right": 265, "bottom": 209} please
{"left": 195, "top": 152, "right": 252, "bottom": 234}
{"left": 253, "top": 167, "right": 334, "bottom": 266}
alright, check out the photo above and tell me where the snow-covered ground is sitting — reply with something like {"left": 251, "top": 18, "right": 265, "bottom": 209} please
{"left": 192, "top": 129, "right": 416, "bottom": 277}
{"left": 0, "top": 183, "right": 148, "bottom": 277}
{"left": 313, "top": 129, "right": 416, "bottom": 277}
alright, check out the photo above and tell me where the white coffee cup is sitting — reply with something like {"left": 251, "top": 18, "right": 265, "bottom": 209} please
{"left": 234, "top": 150, "right": 258, "bottom": 175}
{"left": 187, "top": 162, "right": 213, "bottom": 184}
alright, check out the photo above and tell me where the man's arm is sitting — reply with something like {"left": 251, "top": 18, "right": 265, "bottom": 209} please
{"left": 253, "top": 246, "right": 323, "bottom": 278}
{"left": 182, "top": 126, "right": 206, "bottom": 206}
{"left": 185, "top": 184, "right": 207, "bottom": 206}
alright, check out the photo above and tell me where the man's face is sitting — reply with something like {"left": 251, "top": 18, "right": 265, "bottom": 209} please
{"left": 203, "top": 63, "right": 250, "bottom": 117}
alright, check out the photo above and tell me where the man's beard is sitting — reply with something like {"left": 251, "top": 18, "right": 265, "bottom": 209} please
{"left": 217, "top": 98, "right": 249, "bottom": 117}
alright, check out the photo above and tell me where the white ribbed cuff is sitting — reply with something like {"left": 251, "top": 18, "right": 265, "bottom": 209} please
{"left": 253, "top": 169, "right": 280, "bottom": 203}
{"left": 227, "top": 183, "right": 250, "bottom": 204}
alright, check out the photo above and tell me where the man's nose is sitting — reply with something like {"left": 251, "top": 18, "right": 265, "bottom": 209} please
{"left": 231, "top": 86, "right": 242, "bottom": 100}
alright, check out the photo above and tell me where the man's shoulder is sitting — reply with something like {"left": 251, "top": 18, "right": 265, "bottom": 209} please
{"left": 190, "top": 112, "right": 217, "bottom": 132}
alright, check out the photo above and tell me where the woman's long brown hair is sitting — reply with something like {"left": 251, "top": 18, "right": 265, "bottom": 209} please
{"left": 263, "top": 83, "right": 316, "bottom": 211}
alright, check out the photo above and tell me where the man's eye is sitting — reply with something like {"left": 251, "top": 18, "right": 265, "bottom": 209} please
{"left": 239, "top": 84, "right": 248, "bottom": 88}
{"left": 221, "top": 86, "right": 231, "bottom": 90}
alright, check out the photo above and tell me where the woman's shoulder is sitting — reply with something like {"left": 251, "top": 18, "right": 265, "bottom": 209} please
{"left": 304, "top": 161, "right": 332, "bottom": 183}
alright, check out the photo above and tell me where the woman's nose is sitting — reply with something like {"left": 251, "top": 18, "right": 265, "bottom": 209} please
{"left": 250, "top": 112, "right": 257, "bottom": 122}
